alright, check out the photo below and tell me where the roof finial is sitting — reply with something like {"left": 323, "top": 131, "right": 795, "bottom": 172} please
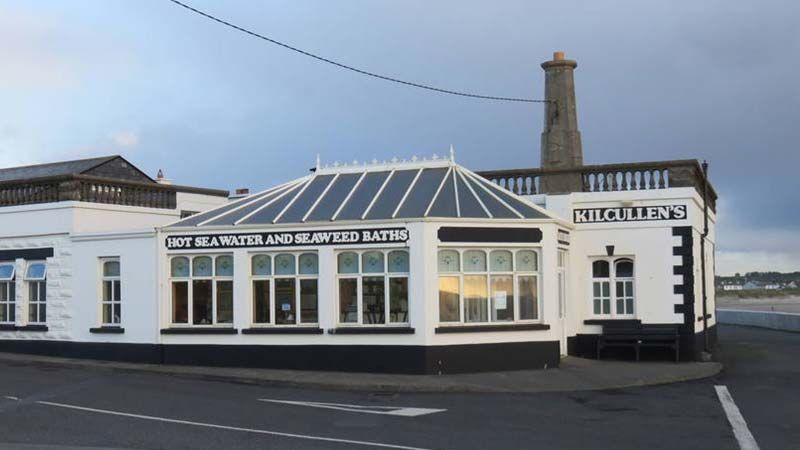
{"left": 315, "top": 154, "right": 321, "bottom": 170}
{"left": 449, "top": 144, "right": 455, "bottom": 162}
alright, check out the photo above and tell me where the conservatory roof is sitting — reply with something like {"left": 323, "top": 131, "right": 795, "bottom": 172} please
{"left": 169, "top": 155, "right": 554, "bottom": 228}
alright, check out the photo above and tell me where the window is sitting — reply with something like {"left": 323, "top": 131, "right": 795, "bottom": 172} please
{"left": 0, "top": 263, "right": 15, "bottom": 324}
{"left": 437, "top": 249, "right": 539, "bottom": 324}
{"left": 25, "top": 262, "right": 46, "bottom": 324}
{"left": 591, "top": 257, "right": 635, "bottom": 317}
{"left": 336, "top": 249, "right": 409, "bottom": 326}
{"left": 101, "top": 259, "right": 121, "bottom": 325}
{"left": 169, "top": 255, "right": 233, "bottom": 326}
{"left": 250, "top": 252, "right": 318, "bottom": 326}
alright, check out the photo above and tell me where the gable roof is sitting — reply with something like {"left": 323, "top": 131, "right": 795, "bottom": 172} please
{"left": 0, "top": 155, "right": 154, "bottom": 183}
{"left": 169, "top": 158, "right": 558, "bottom": 228}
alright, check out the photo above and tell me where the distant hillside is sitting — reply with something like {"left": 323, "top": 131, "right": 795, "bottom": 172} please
{"left": 717, "top": 271, "right": 800, "bottom": 285}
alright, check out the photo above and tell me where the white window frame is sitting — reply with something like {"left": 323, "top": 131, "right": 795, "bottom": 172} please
{"left": 0, "top": 263, "right": 15, "bottom": 324}
{"left": 99, "top": 258, "right": 121, "bottom": 326}
{"left": 335, "top": 249, "right": 410, "bottom": 327}
{"left": 589, "top": 257, "right": 636, "bottom": 318}
{"left": 249, "top": 252, "right": 319, "bottom": 327}
{"left": 437, "top": 247, "right": 542, "bottom": 326}
{"left": 24, "top": 261, "right": 47, "bottom": 325}
{"left": 168, "top": 254, "right": 234, "bottom": 327}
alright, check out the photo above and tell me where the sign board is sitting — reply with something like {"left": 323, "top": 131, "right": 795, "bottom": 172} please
{"left": 494, "top": 291, "right": 507, "bottom": 309}
{"left": 166, "top": 227, "right": 409, "bottom": 250}
{"left": 573, "top": 205, "right": 687, "bottom": 224}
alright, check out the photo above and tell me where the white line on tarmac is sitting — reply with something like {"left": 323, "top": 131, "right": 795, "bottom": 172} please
{"left": 259, "top": 398, "right": 446, "bottom": 417}
{"left": 714, "top": 385, "right": 760, "bottom": 450}
{"left": 3, "top": 396, "right": 19, "bottom": 401}
{"left": 36, "top": 400, "right": 439, "bottom": 450}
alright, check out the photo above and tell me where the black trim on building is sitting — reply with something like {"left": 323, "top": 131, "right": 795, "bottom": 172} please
{"left": 0, "top": 248, "right": 54, "bottom": 262}
{"left": 0, "top": 324, "right": 17, "bottom": 331}
{"left": 89, "top": 327, "right": 125, "bottom": 334}
{"left": 672, "top": 226, "right": 697, "bottom": 359}
{"left": 0, "top": 340, "right": 561, "bottom": 374}
{"left": 328, "top": 327, "right": 415, "bottom": 335}
{"left": 435, "top": 323, "right": 550, "bottom": 333}
{"left": 242, "top": 327, "right": 324, "bottom": 335}
{"left": 160, "top": 328, "right": 238, "bottom": 335}
{"left": 438, "top": 227, "right": 542, "bottom": 243}
{"left": 16, "top": 325, "right": 48, "bottom": 332}
{"left": 583, "top": 319, "right": 641, "bottom": 326}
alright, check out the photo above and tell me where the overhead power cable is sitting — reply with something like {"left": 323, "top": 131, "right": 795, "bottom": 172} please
{"left": 167, "top": 0, "right": 549, "bottom": 104}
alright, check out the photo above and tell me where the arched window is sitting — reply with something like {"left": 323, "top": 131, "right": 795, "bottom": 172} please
{"left": 250, "top": 252, "right": 319, "bottom": 326}
{"left": 169, "top": 255, "right": 234, "bottom": 326}
{"left": 336, "top": 249, "right": 409, "bottom": 325}
{"left": 101, "top": 259, "right": 121, "bottom": 325}
{"left": 590, "top": 258, "right": 635, "bottom": 317}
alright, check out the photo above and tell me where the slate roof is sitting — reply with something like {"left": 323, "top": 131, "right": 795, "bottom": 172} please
{"left": 169, "top": 158, "right": 554, "bottom": 228}
{"left": 0, "top": 155, "right": 143, "bottom": 182}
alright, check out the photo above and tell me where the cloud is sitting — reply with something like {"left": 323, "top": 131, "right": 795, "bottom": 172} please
{"left": 110, "top": 131, "right": 139, "bottom": 148}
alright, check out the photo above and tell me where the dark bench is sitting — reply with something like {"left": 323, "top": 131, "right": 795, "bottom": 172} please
{"left": 597, "top": 324, "right": 680, "bottom": 362}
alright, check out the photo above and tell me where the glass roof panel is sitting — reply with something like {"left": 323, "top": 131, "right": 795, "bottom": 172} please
{"left": 275, "top": 175, "right": 335, "bottom": 223}
{"left": 171, "top": 188, "right": 278, "bottom": 227}
{"left": 334, "top": 171, "right": 391, "bottom": 220}
{"left": 395, "top": 168, "right": 449, "bottom": 218}
{"left": 455, "top": 171, "right": 490, "bottom": 218}
{"left": 466, "top": 176, "right": 518, "bottom": 218}
{"left": 364, "top": 169, "right": 419, "bottom": 220}
{"left": 427, "top": 170, "right": 458, "bottom": 217}
{"left": 203, "top": 185, "right": 298, "bottom": 226}
{"left": 303, "top": 173, "right": 362, "bottom": 222}
{"left": 238, "top": 186, "right": 302, "bottom": 225}
{"left": 480, "top": 180, "right": 549, "bottom": 218}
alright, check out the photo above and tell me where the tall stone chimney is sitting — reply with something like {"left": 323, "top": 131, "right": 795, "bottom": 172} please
{"left": 540, "top": 51, "right": 583, "bottom": 193}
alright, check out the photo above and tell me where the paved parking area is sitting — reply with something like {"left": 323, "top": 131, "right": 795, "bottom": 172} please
{"left": 0, "top": 324, "right": 795, "bottom": 449}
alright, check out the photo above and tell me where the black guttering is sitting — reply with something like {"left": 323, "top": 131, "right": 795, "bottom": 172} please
{"left": 438, "top": 227, "right": 543, "bottom": 243}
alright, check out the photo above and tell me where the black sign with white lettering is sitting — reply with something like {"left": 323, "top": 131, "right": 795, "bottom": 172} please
{"left": 165, "top": 227, "right": 409, "bottom": 250}
{"left": 573, "top": 205, "right": 687, "bottom": 224}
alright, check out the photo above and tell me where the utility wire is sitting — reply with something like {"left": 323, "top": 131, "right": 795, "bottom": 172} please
{"left": 167, "top": 0, "right": 549, "bottom": 104}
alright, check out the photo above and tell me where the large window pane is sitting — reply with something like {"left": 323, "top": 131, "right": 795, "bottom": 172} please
{"left": 172, "top": 281, "right": 188, "bottom": 323}
{"left": 216, "top": 280, "right": 233, "bottom": 323}
{"left": 438, "top": 250, "right": 460, "bottom": 272}
{"left": 274, "top": 254, "right": 296, "bottom": 276}
{"left": 490, "top": 275, "right": 514, "bottom": 321}
{"left": 171, "top": 257, "right": 189, "bottom": 277}
{"left": 389, "top": 277, "right": 408, "bottom": 323}
{"left": 464, "top": 275, "right": 488, "bottom": 323}
{"left": 337, "top": 252, "right": 359, "bottom": 274}
{"left": 490, "top": 250, "right": 513, "bottom": 272}
{"left": 252, "top": 280, "right": 271, "bottom": 323}
{"left": 362, "top": 276, "right": 385, "bottom": 324}
{"left": 387, "top": 251, "right": 409, "bottom": 273}
{"left": 103, "top": 280, "right": 113, "bottom": 302}
{"left": 518, "top": 275, "right": 538, "bottom": 320}
{"left": 192, "top": 256, "right": 212, "bottom": 277}
{"left": 0, "top": 264, "right": 14, "bottom": 280}
{"left": 438, "top": 276, "right": 460, "bottom": 322}
{"left": 463, "top": 251, "right": 486, "bottom": 272}
{"left": 25, "top": 263, "right": 46, "bottom": 280}
{"left": 252, "top": 255, "right": 271, "bottom": 276}
{"left": 338, "top": 278, "right": 358, "bottom": 323}
{"left": 362, "top": 252, "right": 385, "bottom": 274}
{"left": 298, "top": 253, "right": 319, "bottom": 275}
{"left": 300, "top": 279, "right": 318, "bottom": 323}
{"left": 274, "top": 278, "right": 296, "bottom": 324}
{"left": 192, "top": 280, "right": 213, "bottom": 324}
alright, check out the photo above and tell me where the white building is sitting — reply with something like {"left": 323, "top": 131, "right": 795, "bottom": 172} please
{"left": 0, "top": 53, "right": 718, "bottom": 373}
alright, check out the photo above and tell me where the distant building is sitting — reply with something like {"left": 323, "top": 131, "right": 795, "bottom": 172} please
{"left": 722, "top": 284, "right": 744, "bottom": 291}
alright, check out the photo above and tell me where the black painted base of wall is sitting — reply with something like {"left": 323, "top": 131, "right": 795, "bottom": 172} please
{"left": 0, "top": 340, "right": 560, "bottom": 374}
{"left": 567, "top": 324, "right": 718, "bottom": 362}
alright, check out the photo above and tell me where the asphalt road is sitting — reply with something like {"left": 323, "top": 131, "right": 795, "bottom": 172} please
{"left": 0, "top": 324, "right": 796, "bottom": 450}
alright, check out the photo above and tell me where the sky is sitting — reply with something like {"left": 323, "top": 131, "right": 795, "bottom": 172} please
{"left": 0, "top": 0, "right": 798, "bottom": 275}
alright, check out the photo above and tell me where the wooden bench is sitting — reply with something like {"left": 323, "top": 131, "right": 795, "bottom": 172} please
{"left": 597, "top": 324, "right": 680, "bottom": 362}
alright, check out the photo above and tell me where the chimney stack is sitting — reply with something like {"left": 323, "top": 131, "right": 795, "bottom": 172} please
{"left": 540, "top": 51, "right": 583, "bottom": 193}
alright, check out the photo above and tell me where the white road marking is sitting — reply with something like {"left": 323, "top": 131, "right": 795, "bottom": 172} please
{"left": 3, "top": 396, "right": 19, "bottom": 401}
{"left": 36, "top": 400, "right": 439, "bottom": 450}
{"left": 259, "top": 398, "right": 446, "bottom": 417}
{"left": 715, "top": 385, "right": 760, "bottom": 450}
